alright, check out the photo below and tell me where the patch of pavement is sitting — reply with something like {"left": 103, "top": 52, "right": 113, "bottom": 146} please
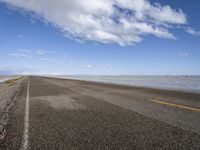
{"left": 32, "top": 95, "right": 86, "bottom": 110}
{"left": 29, "top": 93, "right": 200, "bottom": 149}
{"left": 41, "top": 76, "right": 200, "bottom": 133}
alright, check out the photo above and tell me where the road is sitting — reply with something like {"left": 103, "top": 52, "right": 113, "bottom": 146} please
{"left": 2, "top": 76, "right": 200, "bottom": 149}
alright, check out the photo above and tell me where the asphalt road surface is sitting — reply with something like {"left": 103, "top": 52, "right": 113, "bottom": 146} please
{"left": 1, "top": 76, "right": 200, "bottom": 149}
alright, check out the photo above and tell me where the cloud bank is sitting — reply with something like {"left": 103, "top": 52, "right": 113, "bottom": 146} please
{"left": 1, "top": 0, "right": 187, "bottom": 45}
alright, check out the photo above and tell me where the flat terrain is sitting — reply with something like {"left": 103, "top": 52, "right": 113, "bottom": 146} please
{"left": 1, "top": 76, "right": 200, "bottom": 149}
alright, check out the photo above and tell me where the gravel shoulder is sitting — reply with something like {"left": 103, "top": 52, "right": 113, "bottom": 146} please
{"left": 0, "top": 77, "right": 25, "bottom": 140}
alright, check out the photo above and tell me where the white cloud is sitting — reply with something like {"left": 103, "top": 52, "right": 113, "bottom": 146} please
{"left": 79, "top": 61, "right": 93, "bottom": 68}
{"left": 116, "top": 0, "right": 186, "bottom": 24}
{"left": 1, "top": 0, "right": 187, "bottom": 46}
{"left": 9, "top": 52, "right": 32, "bottom": 58}
{"left": 82, "top": 64, "right": 93, "bottom": 68}
{"left": 185, "top": 27, "right": 200, "bottom": 36}
{"left": 36, "top": 49, "right": 55, "bottom": 55}
{"left": 9, "top": 48, "right": 33, "bottom": 58}
{"left": 179, "top": 52, "right": 189, "bottom": 58}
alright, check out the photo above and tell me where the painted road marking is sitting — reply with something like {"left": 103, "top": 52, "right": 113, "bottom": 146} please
{"left": 149, "top": 99, "right": 200, "bottom": 112}
{"left": 21, "top": 77, "right": 30, "bottom": 150}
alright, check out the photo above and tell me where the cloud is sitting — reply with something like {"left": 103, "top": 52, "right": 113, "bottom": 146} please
{"left": 79, "top": 61, "right": 93, "bottom": 68}
{"left": 9, "top": 48, "right": 33, "bottom": 58}
{"left": 0, "top": 0, "right": 187, "bottom": 46}
{"left": 9, "top": 52, "right": 32, "bottom": 58}
{"left": 8, "top": 48, "right": 62, "bottom": 60}
{"left": 185, "top": 27, "right": 200, "bottom": 36}
{"left": 82, "top": 64, "right": 93, "bottom": 68}
{"left": 179, "top": 52, "right": 189, "bottom": 58}
{"left": 36, "top": 49, "right": 55, "bottom": 55}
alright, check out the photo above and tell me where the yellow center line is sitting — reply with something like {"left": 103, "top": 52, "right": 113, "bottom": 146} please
{"left": 148, "top": 99, "right": 200, "bottom": 112}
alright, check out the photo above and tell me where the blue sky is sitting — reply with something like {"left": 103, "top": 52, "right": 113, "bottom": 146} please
{"left": 0, "top": 0, "right": 200, "bottom": 75}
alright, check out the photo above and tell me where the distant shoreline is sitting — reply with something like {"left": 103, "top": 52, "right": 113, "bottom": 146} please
{"left": 43, "top": 75, "right": 200, "bottom": 95}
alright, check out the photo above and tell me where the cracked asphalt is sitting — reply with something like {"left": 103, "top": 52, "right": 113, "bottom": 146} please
{"left": 1, "top": 76, "right": 200, "bottom": 149}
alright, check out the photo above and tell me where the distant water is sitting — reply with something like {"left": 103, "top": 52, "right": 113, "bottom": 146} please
{"left": 59, "top": 75, "right": 200, "bottom": 93}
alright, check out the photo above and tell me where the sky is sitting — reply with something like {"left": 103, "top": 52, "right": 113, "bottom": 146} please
{"left": 0, "top": 0, "right": 200, "bottom": 75}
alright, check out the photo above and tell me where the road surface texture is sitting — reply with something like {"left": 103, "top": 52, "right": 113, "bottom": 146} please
{"left": 1, "top": 76, "right": 200, "bottom": 149}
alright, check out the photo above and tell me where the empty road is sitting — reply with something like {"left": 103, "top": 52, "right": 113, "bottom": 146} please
{"left": 2, "top": 76, "right": 200, "bottom": 149}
